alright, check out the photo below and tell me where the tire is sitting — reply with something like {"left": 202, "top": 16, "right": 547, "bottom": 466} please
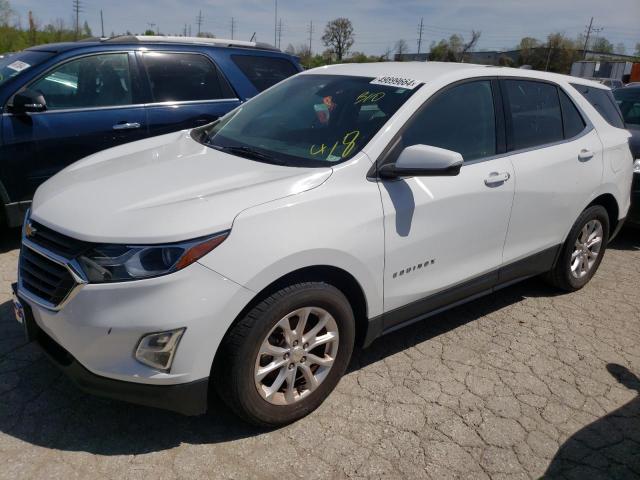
{"left": 215, "top": 282, "right": 355, "bottom": 427}
{"left": 545, "top": 205, "right": 610, "bottom": 292}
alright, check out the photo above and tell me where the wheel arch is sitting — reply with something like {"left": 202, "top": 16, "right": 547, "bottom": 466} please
{"left": 211, "top": 265, "right": 371, "bottom": 380}
{"left": 586, "top": 193, "right": 619, "bottom": 238}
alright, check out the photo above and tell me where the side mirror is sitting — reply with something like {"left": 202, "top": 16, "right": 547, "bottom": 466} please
{"left": 8, "top": 89, "right": 47, "bottom": 114}
{"left": 379, "top": 144, "right": 463, "bottom": 179}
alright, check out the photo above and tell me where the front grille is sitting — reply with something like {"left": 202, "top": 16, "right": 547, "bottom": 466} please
{"left": 20, "top": 247, "right": 77, "bottom": 306}
{"left": 27, "top": 221, "right": 90, "bottom": 258}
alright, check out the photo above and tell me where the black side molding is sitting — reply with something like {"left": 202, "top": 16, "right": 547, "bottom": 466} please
{"left": 363, "top": 245, "right": 560, "bottom": 347}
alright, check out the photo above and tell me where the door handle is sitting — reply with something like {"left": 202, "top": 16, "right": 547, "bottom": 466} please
{"left": 578, "top": 149, "right": 594, "bottom": 161}
{"left": 113, "top": 122, "right": 141, "bottom": 130}
{"left": 484, "top": 171, "right": 510, "bottom": 186}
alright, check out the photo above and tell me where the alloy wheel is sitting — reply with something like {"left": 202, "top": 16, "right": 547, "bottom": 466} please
{"left": 570, "top": 219, "right": 603, "bottom": 279}
{"left": 254, "top": 306, "right": 339, "bottom": 405}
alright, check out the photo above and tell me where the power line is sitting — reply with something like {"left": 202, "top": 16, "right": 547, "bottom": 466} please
{"left": 196, "top": 10, "right": 203, "bottom": 37}
{"left": 417, "top": 17, "right": 424, "bottom": 54}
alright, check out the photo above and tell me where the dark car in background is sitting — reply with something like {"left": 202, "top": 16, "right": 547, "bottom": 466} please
{"left": 613, "top": 85, "right": 640, "bottom": 225}
{"left": 0, "top": 36, "right": 301, "bottom": 227}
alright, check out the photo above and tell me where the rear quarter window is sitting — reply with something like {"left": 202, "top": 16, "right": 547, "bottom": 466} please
{"left": 231, "top": 55, "right": 299, "bottom": 92}
{"left": 570, "top": 83, "right": 625, "bottom": 128}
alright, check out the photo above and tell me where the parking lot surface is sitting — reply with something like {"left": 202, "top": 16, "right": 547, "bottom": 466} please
{"left": 0, "top": 227, "right": 639, "bottom": 480}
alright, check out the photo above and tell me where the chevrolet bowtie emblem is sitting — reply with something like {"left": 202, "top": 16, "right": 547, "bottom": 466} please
{"left": 25, "top": 221, "right": 37, "bottom": 238}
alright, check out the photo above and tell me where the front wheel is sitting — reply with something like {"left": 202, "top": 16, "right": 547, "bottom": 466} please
{"left": 215, "top": 282, "right": 355, "bottom": 426}
{"left": 545, "top": 205, "right": 610, "bottom": 291}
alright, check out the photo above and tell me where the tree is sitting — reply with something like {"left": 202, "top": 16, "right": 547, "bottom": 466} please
{"left": 614, "top": 43, "right": 626, "bottom": 55}
{"left": 82, "top": 20, "right": 91, "bottom": 37}
{"left": 591, "top": 37, "right": 614, "bottom": 54}
{"left": 143, "top": 29, "right": 155, "bottom": 35}
{"left": 635, "top": 43, "right": 640, "bottom": 56}
{"left": 394, "top": 39, "right": 408, "bottom": 59}
{"left": 458, "top": 30, "right": 481, "bottom": 61}
{"left": 518, "top": 36, "right": 541, "bottom": 66}
{"left": 427, "top": 31, "right": 481, "bottom": 62}
{"left": 321, "top": 17, "right": 354, "bottom": 61}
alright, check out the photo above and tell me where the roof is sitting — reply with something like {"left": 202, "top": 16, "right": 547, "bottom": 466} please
{"left": 26, "top": 35, "right": 279, "bottom": 54}
{"left": 304, "top": 61, "right": 610, "bottom": 90}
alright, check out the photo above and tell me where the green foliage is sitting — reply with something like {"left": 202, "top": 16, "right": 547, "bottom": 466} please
{"left": 0, "top": 0, "right": 92, "bottom": 53}
{"left": 322, "top": 18, "right": 354, "bottom": 61}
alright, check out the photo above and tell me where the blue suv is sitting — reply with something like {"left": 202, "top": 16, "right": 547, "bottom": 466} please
{"left": 0, "top": 36, "right": 302, "bottom": 227}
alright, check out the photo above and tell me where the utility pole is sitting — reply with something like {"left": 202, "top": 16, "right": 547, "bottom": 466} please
{"left": 308, "top": 20, "right": 314, "bottom": 56}
{"left": 277, "top": 18, "right": 283, "bottom": 49}
{"left": 188, "top": 24, "right": 192, "bottom": 37}
{"left": 417, "top": 17, "right": 424, "bottom": 54}
{"left": 72, "top": 0, "right": 82, "bottom": 40}
{"left": 100, "top": 10, "right": 104, "bottom": 37}
{"left": 196, "top": 10, "right": 203, "bottom": 37}
{"left": 147, "top": 22, "right": 156, "bottom": 34}
{"left": 582, "top": 17, "right": 603, "bottom": 59}
{"left": 183, "top": 24, "right": 187, "bottom": 37}
{"left": 274, "top": 0, "right": 278, "bottom": 46}
{"left": 231, "top": 17, "right": 237, "bottom": 39}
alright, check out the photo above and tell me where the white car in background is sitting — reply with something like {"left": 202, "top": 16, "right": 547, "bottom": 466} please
{"left": 13, "top": 63, "right": 633, "bottom": 426}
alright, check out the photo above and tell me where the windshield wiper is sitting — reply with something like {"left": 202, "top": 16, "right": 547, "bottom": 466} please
{"left": 215, "top": 145, "right": 280, "bottom": 164}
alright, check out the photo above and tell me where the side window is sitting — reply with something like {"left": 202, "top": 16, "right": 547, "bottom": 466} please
{"left": 29, "top": 53, "right": 133, "bottom": 110}
{"left": 231, "top": 55, "right": 299, "bottom": 92}
{"left": 503, "top": 80, "right": 563, "bottom": 151}
{"left": 570, "top": 83, "right": 625, "bottom": 128}
{"left": 398, "top": 80, "right": 496, "bottom": 161}
{"left": 558, "top": 89, "right": 586, "bottom": 139}
{"left": 141, "top": 52, "right": 235, "bottom": 102}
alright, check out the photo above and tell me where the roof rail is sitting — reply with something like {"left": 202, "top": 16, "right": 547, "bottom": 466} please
{"left": 103, "top": 35, "right": 280, "bottom": 52}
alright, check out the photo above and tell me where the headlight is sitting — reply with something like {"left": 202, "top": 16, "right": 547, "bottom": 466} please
{"left": 78, "top": 231, "right": 229, "bottom": 283}
{"left": 634, "top": 159, "right": 640, "bottom": 174}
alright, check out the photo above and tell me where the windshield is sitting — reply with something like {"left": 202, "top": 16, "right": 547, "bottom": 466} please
{"left": 614, "top": 88, "right": 640, "bottom": 126}
{"left": 193, "top": 74, "right": 421, "bottom": 166}
{"left": 0, "top": 51, "right": 53, "bottom": 87}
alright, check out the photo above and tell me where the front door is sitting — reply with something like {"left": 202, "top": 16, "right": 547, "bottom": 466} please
{"left": 1, "top": 51, "right": 146, "bottom": 202}
{"left": 379, "top": 79, "right": 514, "bottom": 328}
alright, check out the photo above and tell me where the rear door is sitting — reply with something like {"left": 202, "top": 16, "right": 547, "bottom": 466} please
{"left": 2, "top": 51, "right": 146, "bottom": 201}
{"left": 500, "top": 78, "right": 603, "bottom": 268}
{"left": 139, "top": 51, "right": 240, "bottom": 136}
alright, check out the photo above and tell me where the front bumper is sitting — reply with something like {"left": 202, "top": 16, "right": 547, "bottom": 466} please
{"left": 31, "top": 308, "right": 208, "bottom": 415}
{"left": 15, "top": 256, "right": 254, "bottom": 413}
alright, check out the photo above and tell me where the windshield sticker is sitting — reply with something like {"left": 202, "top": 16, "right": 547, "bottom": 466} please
{"left": 6, "top": 60, "right": 30, "bottom": 72}
{"left": 370, "top": 76, "right": 419, "bottom": 90}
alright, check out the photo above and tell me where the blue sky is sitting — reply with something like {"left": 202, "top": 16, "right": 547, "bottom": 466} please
{"left": 8, "top": 0, "right": 640, "bottom": 55}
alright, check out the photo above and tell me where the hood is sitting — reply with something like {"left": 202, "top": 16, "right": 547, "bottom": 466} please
{"left": 31, "top": 131, "right": 332, "bottom": 243}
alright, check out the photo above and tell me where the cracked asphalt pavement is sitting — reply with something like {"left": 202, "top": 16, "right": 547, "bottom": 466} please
{"left": 0, "top": 227, "right": 639, "bottom": 479}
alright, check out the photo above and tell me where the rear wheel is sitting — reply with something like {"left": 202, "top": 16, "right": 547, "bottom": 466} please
{"left": 215, "top": 282, "right": 355, "bottom": 427}
{"left": 546, "top": 205, "right": 609, "bottom": 291}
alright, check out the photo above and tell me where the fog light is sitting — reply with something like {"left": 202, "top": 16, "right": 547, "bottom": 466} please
{"left": 135, "top": 328, "right": 185, "bottom": 371}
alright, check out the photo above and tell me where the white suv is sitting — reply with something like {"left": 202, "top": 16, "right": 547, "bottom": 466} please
{"left": 13, "top": 63, "right": 633, "bottom": 426}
